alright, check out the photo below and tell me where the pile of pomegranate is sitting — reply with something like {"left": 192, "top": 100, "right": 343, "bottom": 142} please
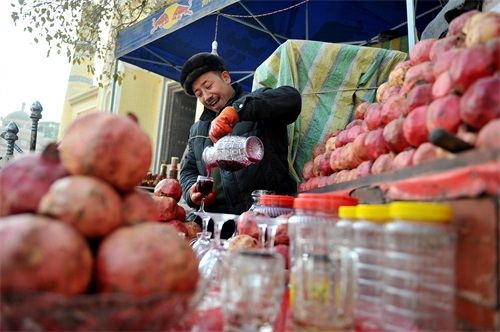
{"left": 299, "top": 10, "right": 500, "bottom": 191}
{"left": 0, "top": 112, "right": 199, "bottom": 301}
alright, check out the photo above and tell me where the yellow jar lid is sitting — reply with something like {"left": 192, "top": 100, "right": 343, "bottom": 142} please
{"left": 339, "top": 205, "right": 357, "bottom": 219}
{"left": 389, "top": 201, "right": 452, "bottom": 223}
{"left": 356, "top": 204, "right": 390, "bottom": 222}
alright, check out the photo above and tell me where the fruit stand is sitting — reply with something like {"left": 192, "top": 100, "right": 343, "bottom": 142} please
{"left": 306, "top": 146, "right": 500, "bottom": 331}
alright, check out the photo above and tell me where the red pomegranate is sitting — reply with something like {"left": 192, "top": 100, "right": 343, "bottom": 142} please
{"left": 0, "top": 142, "right": 69, "bottom": 217}
{"left": 58, "top": 112, "right": 153, "bottom": 192}
{"left": 38, "top": 175, "right": 123, "bottom": 238}
{"left": 152, "top": 195, "right": 179, "bottom": 221}
{"left": 121, "top": 188, "right": 160, "bottom": 225}
{"left": 0, "top": 214, "right": 93, "bottom": 295}
{"left": 154, "top": 178, "right": 182, "bottom": 202}
{"left": 95, "top": 222, "right": 199, "bottom": 296}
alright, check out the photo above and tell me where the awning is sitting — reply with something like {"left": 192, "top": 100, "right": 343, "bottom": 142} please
{"left": 115, "top": 0, "right": 444, "bottom": 91}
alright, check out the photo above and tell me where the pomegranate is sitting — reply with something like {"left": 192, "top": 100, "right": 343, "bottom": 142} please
{"left": 301, "top": 160, "right": 314, "bottom": 181}
{"left": 335, "top": 130, "right": 350, "bottom": 148}
{"left": 403, "top": 105, "right": 430, "bottom": 147}
{"left": 152, "top": 195, "right": 179, "bottom": 221}
{"left": 96, "top": 222, "right": 199, "bottom": 296}
{"left": 383, "top": 118, "right": 411, "bottom": 154}
{"left": 273, "top": 222, "right": 289, "bottom": 246}
{"left": 371, "top": 153, "right": 395, "bottom": 174}
{"left": 351, "top": 132, "right": 371, "bottom": 163}
{"left": 406, "top": 83, "right": 433, "bottom": 113}
{"left": 329, "top": 148, "right": 344, "bottom": 172}
{"left": 403, "top": 62, "right": 435, "bottom": 94}
{"left": 121, "top": 188, "right": 160, "bottom": 225}
{"left": 365, "top": 128, "right": 390, "bottom": 161}
{"left": 409, "top": 38, "right": 437, "bottom": 65}
{"left": 388, "top": 61, "right": 411, "bottom": 87}
{"left": 426, "top": 95, "right": 462, "bottom": 134}
{"left": 364, "top": 103, "right": 384, "bottom": 130}
{"left": 227, "top": 235, "right": 260, "bottom": 251}
{"left": 381, "top": 96, "right": 407, "bottom": 125}
{"left": 185, "top": 221, "right": 202, "bottom": 241}
{"left": 412, "top": 142, "right": 455, "bottom": 165}
{"left": 447, "top": 10, "right": 481, "bottom": 36}
{"left": 166, "top": 220, "right": 189, "bottom": 237}
{"left": 319, "top": 151, "right": 334, "bottom": 176}
{"left": 273, "top": 244, "right": 290, "bottom": 270}
{"left": 392, "top": 148, "right": 416, "bottom": 171}
{"left": 237, "top": 211, "right": 263, "bottom": 240}
{"left": 176, "top": 204, "right": 187, "bottom": 222}
{"left": 355, "top": 102, "right": 371, "bottom": 120}
{"left": 58, "top": 112, "right": 153, "bottom": 192}
{"left": 376, "top": 82, "right": 389, "bottom": 103}
{"left": 476, "top": 119, "right": 500, "bottom": 149}
{"left": 0, "top": 142, "right": 69, "bottom": 217}
{"left": 154, "top": 178, "right": 182, "bottom": 202}
{"left": 312, "top": 142, "right": 326, "bottom": 159}
{"left": 460, "top": 75, "right": 500, "bottom": 130}
{"left": 0, "top": 214, "right": 93, "bottom": 295}
{"left": 38, "top": 175, "right": 123, "bottom": 238}
{"left": 429, "top": 36, "right": 460, "bottom": 61}
{"left": 355, "top": 160, "right": 374, "bottom": 178}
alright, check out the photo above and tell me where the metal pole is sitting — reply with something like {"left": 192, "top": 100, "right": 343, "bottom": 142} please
{"left": 406, "top": 0, "right": 417, "bottom": 53}
{"left": 109, "top": 58, "right": 119, "bottom": 113}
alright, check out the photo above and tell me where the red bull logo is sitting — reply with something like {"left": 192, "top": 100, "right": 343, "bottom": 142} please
{"left": 150, "top": 0, "right": 193, "bottom": 34}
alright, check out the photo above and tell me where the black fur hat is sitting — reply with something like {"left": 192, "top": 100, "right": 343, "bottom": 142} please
{"left": 180, "top": 53, "right": 228, "bottom": 95}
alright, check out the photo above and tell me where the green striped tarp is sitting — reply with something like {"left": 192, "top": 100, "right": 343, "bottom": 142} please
{"left": 252, "top": 39, "right": 408, "bottom": 182}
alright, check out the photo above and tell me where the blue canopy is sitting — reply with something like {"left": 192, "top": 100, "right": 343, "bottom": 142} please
{"left": 115, "top": 0, "right": 444, "bottom": 91}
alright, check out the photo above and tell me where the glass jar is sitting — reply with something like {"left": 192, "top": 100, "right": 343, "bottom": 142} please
{"left": 288, "top": 193, "right": 358, "bottom": 331}
{"left": 248, "top": 189, "right": 275, "bottom": 211}
{"left": 383, "top": 202, "right": 456, "bottom": 332}
{"left": 352, "top": 204, "right": 391, "bottom": 332}
{"left": 202, "top": 136, "right": 264, "bottom": 172}
{"left": 253, "top": 194, "right": 294, "bottom": 217}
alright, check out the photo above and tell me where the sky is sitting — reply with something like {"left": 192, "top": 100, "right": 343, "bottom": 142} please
{"left": 0, "top": 1, "right": 72, "bottom": 123}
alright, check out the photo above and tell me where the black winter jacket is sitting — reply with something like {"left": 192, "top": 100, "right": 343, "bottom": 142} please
{"left": 179, "top": 83, "right": 302, "bottom": 215}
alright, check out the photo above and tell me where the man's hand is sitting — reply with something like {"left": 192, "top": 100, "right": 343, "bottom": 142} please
{"left": 190, "top": 183, "right": 216, "bottom": 206}
{"left": 209, "top": 106, "right": 239, "bottom": 143}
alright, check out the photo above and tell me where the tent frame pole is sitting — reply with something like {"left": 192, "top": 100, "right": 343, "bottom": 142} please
{"left": 407, "top": 0, "right": 417, "bottom": 53}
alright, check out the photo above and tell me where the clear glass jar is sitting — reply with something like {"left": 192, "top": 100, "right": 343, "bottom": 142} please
{"left": 383, "top": 202, "right": 456, "bottom": 332}
{"left": 288, "top": 193, "right": 358, "bottom": 331}
{"left": 253, "top": 194, "right": 294, "bottom": 217}
{"left": 352, "top": 204, "right": 391, "bottom": 332}
{"left": 248, "top": 189, "right": 275, "bottom": 211}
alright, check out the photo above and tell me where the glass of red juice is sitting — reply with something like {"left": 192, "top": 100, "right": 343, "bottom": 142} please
{"left": 196, "top": 175, "right": 214, "bottom": 213}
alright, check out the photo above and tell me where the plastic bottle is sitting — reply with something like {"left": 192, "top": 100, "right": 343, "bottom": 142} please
{"left": 288, "top": 193, "right": 358, "bottom": 331}
{"left": 383, "top": 202, "right": 456, "bottom": 332}
{"left": 352, "top": 204, "right": 391, "bottom": 332}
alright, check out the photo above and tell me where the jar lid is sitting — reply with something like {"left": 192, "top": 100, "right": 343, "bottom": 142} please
{"left": 356, "top": 204, "right": 391, "bottom": 222}
{"left": 259, "top": 195, "right": 295, "bottom": 207}
{"left": 389, "top": 201, "right": 452, "bottom": 223}
{"left": 294, "top": 193, "right": 358, "bottom": 212}
{"left": 339, "top": 205, "right": 358, "bottom": 219}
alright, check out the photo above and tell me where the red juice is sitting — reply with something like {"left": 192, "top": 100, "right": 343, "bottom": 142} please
{"left": 196, "top": 178, "right": 213, "bottom": 196}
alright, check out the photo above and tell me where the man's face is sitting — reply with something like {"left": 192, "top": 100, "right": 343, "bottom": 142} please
{"left": 192, "top": 71, "right": 234, "bottom": 112}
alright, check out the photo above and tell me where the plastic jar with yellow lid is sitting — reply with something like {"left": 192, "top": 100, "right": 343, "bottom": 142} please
{"left": 382, "top": 201, "right": 456, "bottom": 332}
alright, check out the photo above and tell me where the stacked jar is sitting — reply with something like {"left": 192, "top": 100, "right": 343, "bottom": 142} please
{"left": 288, "top": 193, "right": 358, "bottom": 331}
{"left": 383, "top": 202, "right": 456, "bottom": 332}
{"left": 252, "top": 194, "right": 295, "bottom": 217}
{"left": 352, "top": 204, "right": 391, "bottom": 332}
{"left": 336, "top": 205, "right": 358, "bottom": 249}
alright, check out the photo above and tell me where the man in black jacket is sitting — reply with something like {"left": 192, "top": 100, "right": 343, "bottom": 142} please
{"left": 179, "top": 52, "right": 301, "bottom": 230}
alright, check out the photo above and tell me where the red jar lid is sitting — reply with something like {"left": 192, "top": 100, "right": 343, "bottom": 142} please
{"left": 258, "top": 195, "right": 295, "bottom": 207}
{"left": 294, "top": 193, "right": 358, "bottom": 211}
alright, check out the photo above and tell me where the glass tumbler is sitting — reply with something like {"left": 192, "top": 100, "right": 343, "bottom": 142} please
{"left": 221, "top": 250, "right": 285, "bottom": 332}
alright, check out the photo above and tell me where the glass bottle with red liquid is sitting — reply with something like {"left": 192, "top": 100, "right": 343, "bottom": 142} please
{"left": 202, "top": 136, "right": 264, "bottom": 172}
